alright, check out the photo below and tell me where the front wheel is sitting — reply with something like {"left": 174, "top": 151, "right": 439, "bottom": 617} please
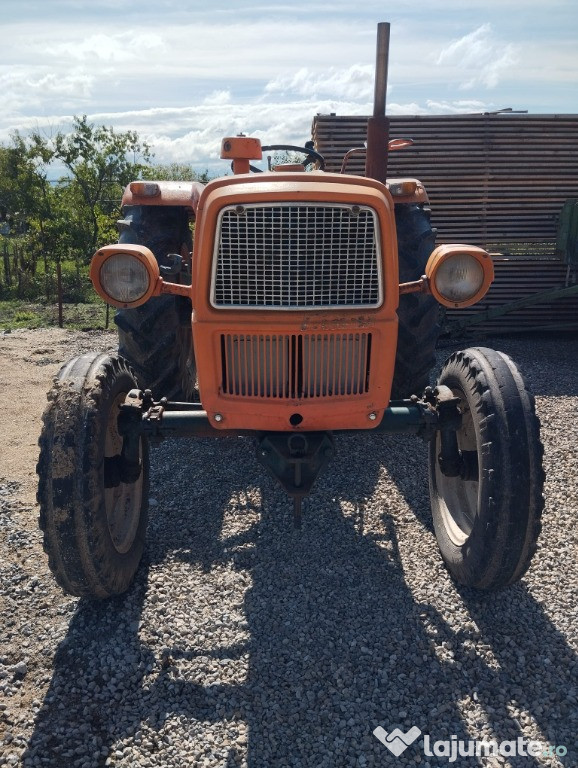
{"left": 428, "top": 347, "right": 544, "bottom": 590}
{"left": 37, "top": 353, "right": 149, "bottom": 598}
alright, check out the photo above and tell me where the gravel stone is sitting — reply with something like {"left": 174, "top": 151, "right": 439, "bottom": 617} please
{"left": 0, "top": 332, "right": 576, "bottom": 767}
{"left": 10, "top": 662, "right": 28, "bottom": 680}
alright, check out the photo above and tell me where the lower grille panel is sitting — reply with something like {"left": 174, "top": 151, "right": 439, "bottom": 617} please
{"left": 221, "top": 333, "right": 371, "bottom": 399}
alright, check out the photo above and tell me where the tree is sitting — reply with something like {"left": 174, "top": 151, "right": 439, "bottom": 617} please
{"left": 0, "top": 139, "right": 53, "bottom": 293}
{"left": 140, "top": 162, "right": 211, "bottom": 183}
{"left": 0, "top": 116, "right": 212, "bottom": 308}
{"left": 27, "top": 115, "right": 152, "bottom": 259}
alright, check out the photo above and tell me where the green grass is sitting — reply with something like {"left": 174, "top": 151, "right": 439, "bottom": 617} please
{"left": 0, "top": 300, "right": 112, "bottom": 331}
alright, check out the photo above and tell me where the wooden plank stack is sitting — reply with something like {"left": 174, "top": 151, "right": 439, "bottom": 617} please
{"left": 312, "top": 113, "right": 578, "bottom": 332}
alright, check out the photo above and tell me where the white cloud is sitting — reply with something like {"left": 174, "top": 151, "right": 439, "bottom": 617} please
{"left": 437, "top": 24, "right": 518, "bottom": 89}
{"left": 265, "top": 64, "right": 375, "bottom": 101}
{"left": 47, "top": 31, "right": 164, "bottom": 62}
{"left": 0, "top": 69, "right": 94, "bottom": 115}
{"left": 51, "top": 95, "right": 490, "bottom": 172}
{"left": 424, "top": 99, "right": 490, "bottom": 114}
{"left": 202, "top": 90, "right": 232, "bottom": 106}
{"left": 0, "top": 4, "right": 570, "bottom": 171}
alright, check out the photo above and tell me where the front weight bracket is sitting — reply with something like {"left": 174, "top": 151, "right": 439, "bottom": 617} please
{"left": 256, "top": 432, "right": 335, "bottom": 528}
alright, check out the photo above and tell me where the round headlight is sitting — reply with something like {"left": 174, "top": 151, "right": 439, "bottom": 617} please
{"left": 90, "top": 244, "right": 159, "bottom": 308}
{"left": 99, "top": 253, "right": 151, "bottom": 304}
{"left": 425, "top": 245, "right": 494, "bottom": 308}
{"left": 434, "top": 253, "right": 485, "bottom": 303}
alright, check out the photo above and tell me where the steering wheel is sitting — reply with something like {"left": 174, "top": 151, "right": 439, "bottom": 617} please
{"left": 253, "top": 143, "right": 326, "bottom": 172}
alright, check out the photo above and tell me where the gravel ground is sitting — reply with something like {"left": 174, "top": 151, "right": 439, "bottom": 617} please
{"left": 0, "top": 331, "right": 576, "bottom": 768}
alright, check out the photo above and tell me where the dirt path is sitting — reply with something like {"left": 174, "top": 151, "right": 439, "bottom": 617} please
{"left": 0, "top": 329, "right": 115, "bottom": 504}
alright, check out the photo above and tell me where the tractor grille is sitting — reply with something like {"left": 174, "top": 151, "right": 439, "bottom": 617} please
{"left": 221, "top": 332, "right": 372, "bottom": 399}
{"left": 212, "top": 204, "right": 382, "bottom": 309}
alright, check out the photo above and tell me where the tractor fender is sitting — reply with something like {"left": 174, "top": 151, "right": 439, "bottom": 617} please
{"left": 121, "top": 180, "right": 205, "bottom": 217}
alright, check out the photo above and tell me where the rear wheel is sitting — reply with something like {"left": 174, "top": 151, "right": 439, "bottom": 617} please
{"left": 428, "top": 347, "right": 544, "bottom": 590}
{"left": 115, "top": 205, "right": 196, "bottom": 400}
{"left": 37, "top": 353, "right": 149, "bottom": 598}
{"left": 391, "top": 203, "right": 439, "bottom": 399}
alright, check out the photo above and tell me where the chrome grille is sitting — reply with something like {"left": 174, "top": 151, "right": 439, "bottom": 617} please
{"left": 221, "top": 333, "right": 372, "bottom": 399}
{"left": 212, "top": 204, "right": 382, "bottom": 309}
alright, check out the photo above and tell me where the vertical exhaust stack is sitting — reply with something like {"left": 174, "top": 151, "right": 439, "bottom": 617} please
{"left": 365, "top": 22, "right": 390, "bottom": 184}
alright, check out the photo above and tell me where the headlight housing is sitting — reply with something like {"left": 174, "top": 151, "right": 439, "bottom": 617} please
{"left": 426, "top": 245, "right": 494, "bottom": 308}
{"left": 90, "top": 244, "right": 159, "bottom": 308}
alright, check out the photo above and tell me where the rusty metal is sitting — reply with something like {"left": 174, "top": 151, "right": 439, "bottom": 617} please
{"left": 314, "top": 112, "right": 578, "bottom": 332}
{"left": 372, "top": 22, "right": 390, "bottom": 118}
{"left": 315, "top": 113, "right": 578, "bottom": 248}
{"left": 398, "top": 277, "right": 430, "bottom": 295}
{"left": 365, "top": 22, "right": 390, "bottom": 183}
{"left": 341, "top": 140, "right": 414, "bottom": 174}
{"left": 340, "top": 147, "right": 366, "bottom": 174}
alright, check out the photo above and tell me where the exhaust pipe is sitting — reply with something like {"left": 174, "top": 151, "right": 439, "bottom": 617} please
{"left": 365, "top": 22, "right": 391, "bottom": 183}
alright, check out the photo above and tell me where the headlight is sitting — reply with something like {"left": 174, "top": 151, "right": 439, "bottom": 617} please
{"left": 100, "top": 253, "right": 150, "bottom": 304}
{"left": 426, "top": 245, "right": 494, "bottom": 308}
{"left": 90, "top": 244, "right": 159, "bottom": 308}
{"left": 435, "top": 254, "right": 485, "bottom": 303}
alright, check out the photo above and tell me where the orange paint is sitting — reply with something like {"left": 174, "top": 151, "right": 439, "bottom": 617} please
{"left": 121, "top": 180, "right": 204, "bottom": 214}
{"left": 90, "top": 244, "right": 160, "bottom": 309}
{"left": 220, "top": 137, "right": 263, "bottom": 174}
{"left": 426, "top": 244, "right": 494, "bottom": 308}
{"left": 189, "top": 172, "right": 400, "bottom": 431}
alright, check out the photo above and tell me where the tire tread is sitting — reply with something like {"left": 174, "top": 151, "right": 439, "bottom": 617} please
{"left": 429, "top": 346, "right": 544, "bottom": 590}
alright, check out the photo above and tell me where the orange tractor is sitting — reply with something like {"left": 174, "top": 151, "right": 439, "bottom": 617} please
{"left": 37, "top": 23, "right": 543, "bottom": 598}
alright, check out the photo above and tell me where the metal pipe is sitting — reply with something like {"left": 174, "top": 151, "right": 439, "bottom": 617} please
{"left": 373, "top": 22, "right": 390, "bottom": 118}
{"left": 365, "top": 22, "right": 391, "bottom": 183}
{"left": 371, "top": 404, "right": 429, "bottom": 434}
{"left": 135, "top": 402, "right": 432, "bottom": 440}
{"left": 139, "top": 410, "right": 253, "bottom": 438}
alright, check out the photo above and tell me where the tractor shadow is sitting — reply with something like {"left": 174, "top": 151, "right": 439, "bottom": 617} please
{"left": 23, "top": 428, "right": 576, "bottom": 766}
{"left": 377, "top": 429, "right": 576, "bottom": 766}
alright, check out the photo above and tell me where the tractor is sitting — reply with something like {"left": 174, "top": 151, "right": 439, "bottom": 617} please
{"left": 37, "top": 23, "right": 543, "bottom": 598}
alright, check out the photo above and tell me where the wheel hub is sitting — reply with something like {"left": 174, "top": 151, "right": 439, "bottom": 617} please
{"left": 104, "top": 393, "right": 144, "bottom": 554}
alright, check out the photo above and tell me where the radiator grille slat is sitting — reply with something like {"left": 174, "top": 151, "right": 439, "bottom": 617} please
{"left": 221, "top": 333, "right": 371, "bottom": 399}
{"left": 213, "top": 204, "right": 382, "bottom": 309}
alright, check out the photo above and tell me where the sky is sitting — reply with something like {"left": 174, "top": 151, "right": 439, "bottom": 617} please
{"left": 1, "top": 0, "right": 576, "bottom": 175}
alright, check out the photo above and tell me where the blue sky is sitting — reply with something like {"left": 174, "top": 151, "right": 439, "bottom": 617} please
{"left": 1, "top": 0, "right": 576, "bottom": 173}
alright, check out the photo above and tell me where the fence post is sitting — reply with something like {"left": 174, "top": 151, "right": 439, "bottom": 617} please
{"left": 56, "top": 260, "right": 63, "bottom": 328}
{"left": 2, "top": 240, "right": 11, "bottom": 287}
